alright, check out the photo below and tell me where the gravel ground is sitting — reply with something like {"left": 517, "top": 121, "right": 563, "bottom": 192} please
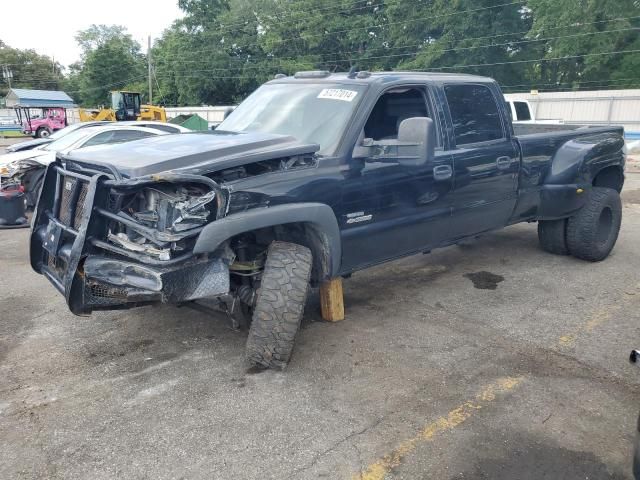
{"left": 1, "top": 156, "right": 639, "bottom": 479}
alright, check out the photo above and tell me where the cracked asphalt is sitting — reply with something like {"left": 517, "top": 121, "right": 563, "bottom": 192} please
{"left": 1, "top": 143, "right": 640, "bottom": 478}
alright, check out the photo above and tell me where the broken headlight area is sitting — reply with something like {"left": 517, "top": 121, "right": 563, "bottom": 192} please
{"left": 101, "top": 184, "right": 217, "bottom": 262}
{"left": 131, "top": 186, "right": 216, "bottom": 233}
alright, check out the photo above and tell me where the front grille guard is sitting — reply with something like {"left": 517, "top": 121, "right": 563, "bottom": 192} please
{"left": 32, "top": 161, "right": 227, "bottom": 311}
{"left": 35, "top": 165, "right": 104, "bottom": 301}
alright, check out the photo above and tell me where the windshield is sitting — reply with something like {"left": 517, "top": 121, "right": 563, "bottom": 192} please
{"left": 218, "top": 83, "right": 366, "bottom": 155}
{"left": 49, "top": 123, "right": 89, "bottom": 140}
{"left": 43, "top": 128, "right": 95, "bottom": 151}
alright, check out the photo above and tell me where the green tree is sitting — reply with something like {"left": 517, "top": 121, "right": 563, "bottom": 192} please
{"left": 381, "top": 0, "right": 532, "bottom": 86}
{"left": 0, "top": 40, "right": 65, "bottom": 97}
{"left": 68, "top": 25, "right": 147, "bottom": 107}
{"left": 151, "top": 0, "right": 640, "bottom": 104}
{"left": 525, "top": 0, "right": 640, "bottom": 90}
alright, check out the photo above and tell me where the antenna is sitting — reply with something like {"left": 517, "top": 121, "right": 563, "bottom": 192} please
{"left": 347, "top": 65, "right": 358, "bottom": 79}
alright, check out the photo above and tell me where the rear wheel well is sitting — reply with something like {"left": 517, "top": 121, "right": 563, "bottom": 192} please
{"left": 228, "top": 222, "right": 332, "bottom": 284}
{"left": 593, "top": 166, "right": 623, "bottom": 192}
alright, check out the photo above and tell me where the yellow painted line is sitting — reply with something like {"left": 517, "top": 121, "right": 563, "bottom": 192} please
{"left": 354, "top": 377, "right": 524, "bottom": 480}
{"left": 354, "top": 284, "right": 639, "bottom": 479}
{"left": 558, "top": 306, "right": 620, "bottom": 347}
{"left": 558, "top": 282, "right": 640, "bottom": 348}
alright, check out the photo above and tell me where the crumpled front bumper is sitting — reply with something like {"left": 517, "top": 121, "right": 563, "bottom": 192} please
{"left": 30, "top": 160, "right": 229, "bottom": 315}
{"left": 81, "top": 255, "right": 229, "bottom": 309}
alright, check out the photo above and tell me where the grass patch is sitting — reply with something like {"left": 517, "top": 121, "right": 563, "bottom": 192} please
{"left": 0, "top": 131, "right": 28, "bottom": 138}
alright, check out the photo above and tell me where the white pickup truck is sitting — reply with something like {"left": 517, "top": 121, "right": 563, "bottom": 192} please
{"left": 506, "top": 98, "right": 563, "bottom": 124}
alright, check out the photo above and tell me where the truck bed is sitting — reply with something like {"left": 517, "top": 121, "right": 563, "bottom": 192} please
{"left": 513, "top": 123, "right": 600, "bottom": 136}
{"left": 510, "top": 123, "right": 625, "bottom": 223}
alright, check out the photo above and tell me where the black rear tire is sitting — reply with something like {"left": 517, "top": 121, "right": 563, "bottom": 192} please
{"left": 538, "top": 219, "right": 569, "bottom": 255}
{"left": 566, "top": 187, "right": 622, "bottom": 262}
{"left": 245, "top": 241, "right": 312, "bottom": 369}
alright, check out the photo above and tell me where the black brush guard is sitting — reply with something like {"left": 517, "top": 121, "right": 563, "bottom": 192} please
{"left": 30, "top": 160, "right": 229, "bottom": 315}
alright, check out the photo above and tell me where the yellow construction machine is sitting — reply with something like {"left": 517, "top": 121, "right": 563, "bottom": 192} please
{"left": 79, "top": 91, "right": 167, "bottom": 122}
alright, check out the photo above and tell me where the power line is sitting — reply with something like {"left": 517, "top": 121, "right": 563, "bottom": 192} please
{"left": 148, "top": 28, "right": 640, "bottom": 77}
{"left": 190, "top": 0, "right": 382, "bottom": 34}
{"left": 416, "top": 48, "right": 640, "bottom": 71}
{"left": 312, "top": 26, "right": 640, "bottom": 66}
{"left": 149, "top": 48, "right": 640, "bottom": 81}
{"left": 69, "top": 46, "right": 639, "bottom": 96}
{"left": 16, "top": 11, "right": 638, "bottom": 84}
{"left": 501, "top": 77, "right": 640, "bottom": 93}
{"left": 158, "top": 0, "right": 526, "bottom": 61}
{"left": 502, "top": 76, "right": 640, "bottom": 89}
{"left": 160, "top": 14, "right": 640, "bottom": 68}
{"left": 65, "top": 75, "right": 149, "bottom": 94}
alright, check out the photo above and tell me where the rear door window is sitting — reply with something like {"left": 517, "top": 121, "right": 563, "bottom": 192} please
{"left": 140, "top": 124, "right": 180, "bottom": 133}
{"left": 108, "top": 130, "right": 156, "bottom": 143}
{"left": 444, "top": 84, "right": 504, "bottom": 146}
{"left": 513, "top": 101, "right": 531, "bottom": 121}
{"left": 81, "top": 131, "right": 117, "bottom": 147}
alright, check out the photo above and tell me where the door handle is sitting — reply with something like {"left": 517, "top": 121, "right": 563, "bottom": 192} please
{"left": 496, "top": 156, "right": 511, "bottom": 170}
{"left": 433, "top": 164, "right": 453, "bottom": 181}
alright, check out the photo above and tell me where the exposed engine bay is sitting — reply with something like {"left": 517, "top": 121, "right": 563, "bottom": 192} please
{"left": 106, "top": 184, "right": 217, "bottom": 261}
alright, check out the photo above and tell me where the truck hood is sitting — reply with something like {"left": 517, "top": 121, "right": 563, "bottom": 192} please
{"left": 63, "top": 131, "right": 320, "bottom": 178}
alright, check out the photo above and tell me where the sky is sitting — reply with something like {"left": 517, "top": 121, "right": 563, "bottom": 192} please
{"left": 1, "top": 0, "right": 184, "bottom": 68}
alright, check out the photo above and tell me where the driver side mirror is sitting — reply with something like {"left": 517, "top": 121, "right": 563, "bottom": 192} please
{"left": 353, "top": 117, "right": 436, "bottom": 167}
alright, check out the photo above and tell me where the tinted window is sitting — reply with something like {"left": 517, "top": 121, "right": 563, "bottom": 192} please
{"left": 513, "top": 101, "right": 531, "bottom": 121}
{"left": 110, "top": 130, "right": 155, "bottom": 143}
{"left": 444, "top": 84, "right": 504, "bottom": 145}
{"left": 80, "top": 131, "right": 117, "bottom": 148}
{"left": 143, "top": 124, "right": 180, "bottom": 133}
{"left": 364, "top": 88, "right": 429, "bottom": 141}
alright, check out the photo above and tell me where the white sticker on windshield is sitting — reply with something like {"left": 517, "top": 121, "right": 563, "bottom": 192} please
{"left": 317, "top": 88, "right": 358, "bottom": 102}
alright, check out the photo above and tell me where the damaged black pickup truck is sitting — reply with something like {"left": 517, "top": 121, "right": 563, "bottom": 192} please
{"left": 30, "top": 71, "right": 625, "bottom": 369}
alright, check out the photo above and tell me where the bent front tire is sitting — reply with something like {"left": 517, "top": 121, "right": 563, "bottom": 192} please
{"left": 246, "top": 241, "right": 312, "bottom": 369}
{"left": 566, "top": 187, "right": 622, "bottom": 262}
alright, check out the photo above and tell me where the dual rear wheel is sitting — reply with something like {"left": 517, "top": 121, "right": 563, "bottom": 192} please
{"left": 538, "top": 187, "right": 622, "bottom": 261}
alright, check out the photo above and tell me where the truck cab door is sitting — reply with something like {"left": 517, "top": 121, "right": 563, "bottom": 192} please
{"left": 442, "top": 83, "right": 519, "bottom": 239}
{"left": 339, "top": 86, "right": 454, "bottom": 271}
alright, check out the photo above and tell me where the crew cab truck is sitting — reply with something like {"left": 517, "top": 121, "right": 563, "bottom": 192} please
{"left": 30, "top": 71, "right": 625, "bottom": 369}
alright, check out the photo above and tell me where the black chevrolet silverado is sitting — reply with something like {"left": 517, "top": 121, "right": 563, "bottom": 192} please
{"left": 30, "top": 71, "right": 625, "bottom": 368}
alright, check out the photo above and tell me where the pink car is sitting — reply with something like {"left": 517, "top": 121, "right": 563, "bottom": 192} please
{"left": 15, "top": 107, "right": 67, "bottom": 138}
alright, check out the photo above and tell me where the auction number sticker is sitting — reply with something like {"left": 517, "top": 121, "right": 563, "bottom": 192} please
{"left": 317, "top": 89, "right": 358, "bottom": 102}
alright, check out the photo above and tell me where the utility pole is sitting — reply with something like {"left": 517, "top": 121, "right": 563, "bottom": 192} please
{"left": 2, "top": 65, "right": 13, "bottom": 89}
{"left": 148, "top": 35, "right": 153, "bottom": 105}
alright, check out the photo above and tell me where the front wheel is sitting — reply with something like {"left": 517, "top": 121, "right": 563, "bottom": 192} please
{"left": 36, "top": 127, "right": 51, "bottom": 138}
{"left": 245, "top": 241, "right": 312, "bottom": 369}
{"left": 566, "top": 187, "right": 622, "bottom": 262}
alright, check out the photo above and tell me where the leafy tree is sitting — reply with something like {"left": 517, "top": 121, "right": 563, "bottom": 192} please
{"left": 147, "top": 0, "right": 640, "bottom": 104}
{"left": 67, "top": 25, "right": 147, "bottom": 107}
{"left": 0, "top": 40, "right": 65, "bottom": 98}
{"left": 525, "top": 0, "right": 640, "bottom": 90}
{"left": 382, "top": 0, "right": 533, "bottom": 86}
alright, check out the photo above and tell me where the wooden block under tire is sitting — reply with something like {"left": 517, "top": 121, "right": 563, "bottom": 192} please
{"left": 320, "top": 277, "right": 345, "bottom": 322}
